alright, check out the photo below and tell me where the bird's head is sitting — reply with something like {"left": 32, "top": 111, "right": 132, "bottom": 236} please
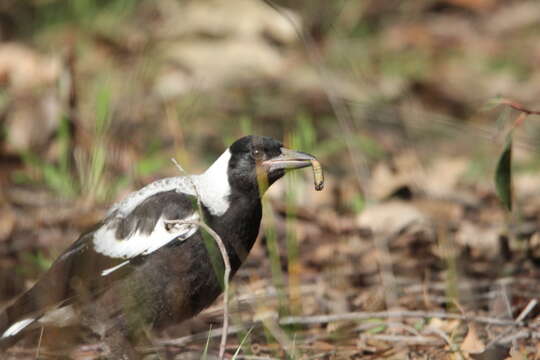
{"left": 198, "top": 135, "right": 320, "bottom": 216}
{"left": 225, "top": 135, "right": 317, "bottom": 196}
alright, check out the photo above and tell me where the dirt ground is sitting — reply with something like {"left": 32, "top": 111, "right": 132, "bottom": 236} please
{"left": 2, "top": 0, "right": 540, "bottom": 358}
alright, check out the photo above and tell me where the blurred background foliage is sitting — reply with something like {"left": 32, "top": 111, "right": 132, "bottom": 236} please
{"left": 2, "top": 0, "right": 540, "bottom": 357}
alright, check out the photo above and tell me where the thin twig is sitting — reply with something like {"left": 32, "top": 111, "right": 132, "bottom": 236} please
{"left": 154, "top": 324, "right": 246, "bottom": 347}
{"left": 35, "top": 326, "right": 44, "bottom": 359}
{"left": 498, "top": 330, "right": 540, "bottom": 344}
{"left": 500, "top": 99, "right": 540, "bottom": 116}
{"left": 170, "top": 158, "right": 185, "bottom": 173}
{"left": 515, "top": 299, "right": 537, "bottom": 322}
{"left": 170, "top": 158, "right": 231, "bottom": 360}
{"left": 497, "top": 98, "right": 540, "bottom": 132}
{"left": 279, "top": 310, "right": 524, "bottom": 327}
{"left": 360, "top": 334, "right": 443, "bottom": 345}
{"left": 500, "top": 282, "right": 514, "bottom": 320}
{"left": 486, "top": 298, "right": 538, "bottom": 348}
{"left": 164, "top": 220, "right": 231, "bottom": 358}
{"left": 424, "top": 326, "right": 453, "bottom": 347}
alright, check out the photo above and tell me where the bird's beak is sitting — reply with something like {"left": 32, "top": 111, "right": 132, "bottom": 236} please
{"left": 262, "top": 147, "right": 316, "bottom": 172}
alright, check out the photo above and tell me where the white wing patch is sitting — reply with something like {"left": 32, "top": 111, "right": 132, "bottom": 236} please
{"left": 93, "top": 213, "right": 199, "bottom": 260}
{"left": 1, "top": 318, "right": 34, "bottom": 339}
{"left": 108, "top": 176, "right": 197, "bottom": 217}
{"left": 94, "top": 147, "right": 232, "bottom": 262}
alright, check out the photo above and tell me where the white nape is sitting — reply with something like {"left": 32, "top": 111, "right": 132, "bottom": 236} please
{"left": 192, "top": 149, "right": 232, "bottom": 216}
{"left": 1, "top": 318, "right": 34, "bottom": 339}
{"left": 107, "top": 148, "right": 232, "bottom": 219}
{"left": 93, "top": 213, "right": 199, "bottom": 259}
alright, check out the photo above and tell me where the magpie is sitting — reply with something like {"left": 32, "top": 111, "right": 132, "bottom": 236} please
{"left": 0, "top": 135, "right": 321, "bottom": 358}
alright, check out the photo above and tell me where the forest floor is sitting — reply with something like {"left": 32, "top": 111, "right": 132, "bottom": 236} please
{"left": 2, "top": 0, "right": 540, "bottom": 358}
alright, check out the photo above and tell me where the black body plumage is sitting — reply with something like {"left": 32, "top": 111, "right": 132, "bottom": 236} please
{"left": 0, "top": 135, "right": 318, "bottom": 358}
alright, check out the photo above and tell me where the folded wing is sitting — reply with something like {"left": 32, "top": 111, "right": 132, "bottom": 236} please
{"left": 0, "top": 190, "right": 199, "bottom": 340}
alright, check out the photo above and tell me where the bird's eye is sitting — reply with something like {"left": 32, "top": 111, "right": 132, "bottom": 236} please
{"left": 252, "top": 148, "right": 263, "bottom": 160}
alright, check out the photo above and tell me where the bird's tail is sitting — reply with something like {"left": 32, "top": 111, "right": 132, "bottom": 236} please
{"left": 0, "top": 293, "right": 43, "bottom": 350}
{"left": 0, "top": 310, "right": 12, "bottom": 349}
{"left": 0, "top": 306, "right": 28, "bottom": 350}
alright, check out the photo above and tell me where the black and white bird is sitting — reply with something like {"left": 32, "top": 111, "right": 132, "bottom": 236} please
{"left": 0, "top": 135, "right": 321, "bottom": 358}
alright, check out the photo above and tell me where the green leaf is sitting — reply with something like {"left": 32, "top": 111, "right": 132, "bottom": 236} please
{"left": 495, "top": 134, "right": 513, "bottom": 211}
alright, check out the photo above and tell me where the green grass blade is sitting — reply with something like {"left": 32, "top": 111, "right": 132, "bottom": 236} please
{"left": 200, "top": 324, "right": 213, "bottom": 360}
{"left": 494, "top": 133, "right": 513, "bottom": 211}
{"left": 231, "top": 326, "right": 254, "bottom": 360}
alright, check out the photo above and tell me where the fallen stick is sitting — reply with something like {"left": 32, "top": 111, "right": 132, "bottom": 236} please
{"left": 360, "top": 334, "right": 444, "bottom": 345}
{"left": 279, "top": 310, "right": 523, "bottom": 327}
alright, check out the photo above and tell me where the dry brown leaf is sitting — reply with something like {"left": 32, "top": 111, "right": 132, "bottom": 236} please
{"left": 454, "top": 222, "right": 502, "bottom": 258}
{"left": 445, "top": 0, "right": 495, "bottom": 11}
{"left": 460, "top": 324, "right": 485, "bottom": 354}
{"left": 514, "top": 173, "right": 540, "bottom": 199}
{"left": 384, "top": 23, "right": 435, "bottom": 50}
{"left": 368, "top": 152, "right": 421, "bottom": 200}
{"left": 505, "top": 345, "right": 526, "bottom": 360}
{"left": 0, "top": 43, "right": 60, "bottom": 91}
{"left": 429, "top": 318, "right": 460, "bottom": 333}
{"left": 0, "top": 206, "right": 16, "bottom": 242}
{"left": 413, "top": 198, "right": 463, "bottom": 224}
{"left": 311, "top": 341, "right": 335, "bottom": 351}
{"left": 422, "top": 157, "right": 469, "bottom": 198}
{"left": 486, "top": 2, "right": 540, "bottom": 35}
{"left": 357, "top": 201, "right": 431, "bottom": 237}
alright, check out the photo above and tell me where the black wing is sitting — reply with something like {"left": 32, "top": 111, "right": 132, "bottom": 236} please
{"left": 0, "top": 190, "right": 198, "bottom": 340}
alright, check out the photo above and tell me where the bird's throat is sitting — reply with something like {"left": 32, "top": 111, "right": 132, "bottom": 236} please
{"left": 203, "top": 195, "right": 262, "bottom": 273}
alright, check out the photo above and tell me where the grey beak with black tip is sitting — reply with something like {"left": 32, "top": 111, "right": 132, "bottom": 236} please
{"left": 263, "top": 147, "right": 316, "bottom": 172}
